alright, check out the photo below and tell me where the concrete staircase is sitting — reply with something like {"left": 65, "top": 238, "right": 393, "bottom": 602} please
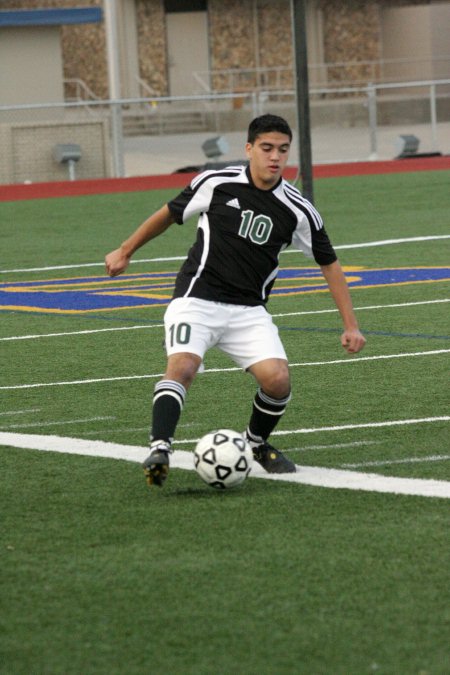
{"left": 122, "top": 107, "right": 208, "bottom": 136}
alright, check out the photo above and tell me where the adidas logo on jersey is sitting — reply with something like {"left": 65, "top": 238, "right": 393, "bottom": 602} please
{"left": 226, "top": 198, "right": 241, "bottom": 209}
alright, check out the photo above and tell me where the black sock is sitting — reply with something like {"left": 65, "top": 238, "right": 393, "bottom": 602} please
{"left": 150, "top": 379, "right": 186, "bottom": 444}
{"left": 247, "top": 388, "right": 291, "bottom": 443}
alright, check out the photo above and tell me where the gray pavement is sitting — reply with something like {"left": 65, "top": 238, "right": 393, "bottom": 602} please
{"left": 123, "top": 121, "right": 450, "bottom": 176}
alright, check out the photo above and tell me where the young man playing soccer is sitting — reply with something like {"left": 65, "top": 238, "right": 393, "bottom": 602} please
{"left": 105, "top": 114, "right": 366, "bottom": 487}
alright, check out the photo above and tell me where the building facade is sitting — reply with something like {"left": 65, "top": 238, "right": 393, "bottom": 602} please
{"left": 1, "top": 0, "right": 449, "bottom": 102}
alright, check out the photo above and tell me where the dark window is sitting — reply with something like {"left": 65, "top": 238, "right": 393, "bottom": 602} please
{"left": 164, "top": 0, "right": 207, "bottom": 12}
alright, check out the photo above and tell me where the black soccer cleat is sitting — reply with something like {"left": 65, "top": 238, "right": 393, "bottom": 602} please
{"left": 142, "top": 442, "right": 171, "bottom": 487}
{"left": 251, "top": 441, "right": 296, "bottom": 474}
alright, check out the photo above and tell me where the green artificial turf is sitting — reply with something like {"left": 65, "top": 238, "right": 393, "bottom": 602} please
{"left": 1, "top": 169, "right": 449, "bottom": 674}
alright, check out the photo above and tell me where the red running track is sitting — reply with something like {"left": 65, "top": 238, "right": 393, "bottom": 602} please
{"left": 1, "top": 156, "right": 449, "bottom": 202}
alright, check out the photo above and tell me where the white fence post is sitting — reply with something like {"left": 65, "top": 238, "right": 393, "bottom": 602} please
{"left": 367, "top": 83, "right": 378, "bottom": 160}
{"left": 430, "top": 84, "right": 438, "bottom": 151}
{"left": 104, "top": 0, "right": 125, "bottom": 177}
{"left": 110, "top": 101, "right": 125, "bottom": 178}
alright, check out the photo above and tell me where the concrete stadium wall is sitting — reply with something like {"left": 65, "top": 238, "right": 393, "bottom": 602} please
{"left": 0, "top": 25, "right": 64, "bottom": 105}
{"left": 0, "top": 119, "right": 111, "bottom": 183}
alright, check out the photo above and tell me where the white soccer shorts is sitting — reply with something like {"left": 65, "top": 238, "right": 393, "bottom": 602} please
{"left": 163, "top": 297, "right": 287, "bottom": 370}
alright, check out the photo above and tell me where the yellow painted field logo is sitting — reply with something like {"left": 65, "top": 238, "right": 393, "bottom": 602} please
{"left": 1, "top": 266, "right": 449, "bottom": 314}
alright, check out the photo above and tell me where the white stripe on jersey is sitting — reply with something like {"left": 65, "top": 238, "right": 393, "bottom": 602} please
{"left": 283, "top": 182, "right": 323, "bottom": 231}
{"left": 272, "top": 181, "right": 314, "bottom": 258}
{"left": 183, "top": 212, "right": 211, "bottom": 297}
{"left": 190, "top": 166, "right": 243, "bottom": 190}
{"left": 184, "top": 168, "right": 248, "bottom": 222}
{"left": 261, "top": 265, "right": 279, "bottom": 301}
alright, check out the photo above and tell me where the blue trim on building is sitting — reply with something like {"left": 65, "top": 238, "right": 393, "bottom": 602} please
{"left": 0, "top": 8, "right": 102, "bottom": 28}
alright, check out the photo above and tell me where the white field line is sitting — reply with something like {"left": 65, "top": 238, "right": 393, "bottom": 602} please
{"left": 1, "top": 349, "right": 449, "bottom": 391}
{"left": 26, "top": 419, "right": 450, "bottom": 442}
{"left": 0, "top": 257, "right": 184, "bottom": 274}
{"left": 1, "top": 235, "right": 449, "bottom": 274}
{"left": 0, "top": 373, "right": 165, "bottom": 391}
{"left": 332, "top": 235, "right": 450, "bottom": 250}
{"left": 276, "top": 416, "right": 450, "bottom": 436}
{"left": 75, "top": 426, "right": 150, "bottom": 437}
{"left": 291, "top": 440, "right": 382, "bottom": 452}
{"left": 288, "top": 348, "right": 450, "bottom": 369}
{"left": 0, "top": 408, "right": 41, "bottom": 416}
{"left": 0, "top": 324, "right": 164, "bottom": 342}
{"left": 75, "top": 421, "right": 202, "bottom": 437}
{"left": 2, "top": 299, "right": 449, "bottom": 343}
{"left": 0, "top": 431, "right": 448, "bottom": 499}
{"left": 342, "top": 454, "right": 450, "bottom": 468}
{"left": 0, "top": 416, "right": 115, "bottom": 430}
{"left": 272, "top": 298, "right": 450, "bottom": 318}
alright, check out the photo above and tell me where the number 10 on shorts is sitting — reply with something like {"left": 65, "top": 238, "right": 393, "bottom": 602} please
{"left": 169, "top": 322, "right": 191, "bottom": 346}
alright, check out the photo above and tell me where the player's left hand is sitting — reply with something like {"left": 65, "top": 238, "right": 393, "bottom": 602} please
{"left": 341, "top": 329, "right": 366, "bottom": 354}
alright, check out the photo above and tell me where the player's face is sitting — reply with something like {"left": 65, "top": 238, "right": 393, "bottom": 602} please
{"left": 246, "top": 132, "right": 291, "bottom": 189}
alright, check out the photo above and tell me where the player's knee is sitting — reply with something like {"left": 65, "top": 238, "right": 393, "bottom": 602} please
{"left": 262, "top": 366, "right": 290, "bottom": 399}
{"left": 165, "top": 353, "right": 202, "bottom": 389}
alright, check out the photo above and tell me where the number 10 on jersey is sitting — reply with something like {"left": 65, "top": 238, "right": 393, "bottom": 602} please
{"left": 238, "top": 210, "right": 273, "bottom": 245}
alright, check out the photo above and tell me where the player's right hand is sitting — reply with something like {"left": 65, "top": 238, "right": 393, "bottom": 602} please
{"left": 105, "top": 247, "right": 130, "bottom": 277}
{"left": 341, "top": 328, "right": 366, "bottom": 354}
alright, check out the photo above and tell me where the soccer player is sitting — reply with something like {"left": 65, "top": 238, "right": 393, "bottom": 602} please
{"left": 105, "top": 114, "right": 366, "bottom": 487}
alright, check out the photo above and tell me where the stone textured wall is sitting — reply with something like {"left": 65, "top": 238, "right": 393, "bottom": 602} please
{"left": 255, "top": 0, "right": 293, "bottom": 89}
{"left": 135, "top": 0, "right": 167, "bottom": 95}
{"left": 208, "top": 0, "right": 293, "bottom": 90}
{"left": 318, "top": 0, "right": 381, "bottom": 84}
{"left": 60, "top": 1, "right": 107, "bottom": 99}
{"left": 257, "top": 0, "right": 292, "bottom": 69}
{"left": 208, "top": 0, "right": 256, "bottom": 90}
{"left": 317, "top": 0, "right": 439, "bottom": 85}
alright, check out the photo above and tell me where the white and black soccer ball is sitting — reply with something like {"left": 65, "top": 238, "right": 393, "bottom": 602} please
{"left": 194, "top": 429, "right": 253, "bottom": 490}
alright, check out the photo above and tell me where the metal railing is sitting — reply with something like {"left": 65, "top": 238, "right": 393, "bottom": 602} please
{"left": 252, "top": 78, "right": 450, "bottom": 158}
{"left": 63, "top": 78, "right": 101, "bottom": 102}
{"left": 1, "top": 78, "right": 449, "bottom": 183}
{"left": 196, "top": 56, "right": 450, "bottom": 93}
{"left": 135, "top": 76, "right": 158, "bottom": 99}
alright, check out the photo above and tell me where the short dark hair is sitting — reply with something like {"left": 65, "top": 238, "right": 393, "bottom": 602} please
{"left": 247, "top": 114, "right": 293, "bottom": 144}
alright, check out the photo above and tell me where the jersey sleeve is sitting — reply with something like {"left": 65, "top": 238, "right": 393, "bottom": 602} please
{"left": 167, "top": 184, "right": 196, "bottom": 224}
{"left": 308, "top": 225, "right": 338, "bottom": 265}
{"left": 290, "top": 202, "right": 337, "bottom": 265}
{"left": 167, "top": 169, "right": 222, "bottom": 224}
{"left": 279, "top": 181, "right": 337, "bottom": 265}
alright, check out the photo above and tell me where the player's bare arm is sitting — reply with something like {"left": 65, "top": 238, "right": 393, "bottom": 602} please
{"left": 320, "top": 260, "right": 366, "bottom": 354}
{"left": 105, "top": 204, "right": 175, "bottom": 277}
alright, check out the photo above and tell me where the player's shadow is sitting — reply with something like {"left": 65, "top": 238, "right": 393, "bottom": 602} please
{"left": 162, "top": 481, "right": 267, "bottom": 499}
{"left": 165, "top": 487, "right": 241, "bottom": 498}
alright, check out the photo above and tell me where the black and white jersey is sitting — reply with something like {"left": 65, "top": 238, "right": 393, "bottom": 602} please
{"left": 167, "top": 164, "right": 337, "bottom": 306}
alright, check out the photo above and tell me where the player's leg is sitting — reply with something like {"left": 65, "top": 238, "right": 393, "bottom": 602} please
{"left": 143, "top": 297, "right": 219, "bottom": 487}
{"left": 151, "top": 352, "right": 201, "bottom": 443}
{"left": 143, "top": 352, "right": 201, "bottom": 487}
{"left": 218, "top": 306, "right": 296, "bottom": 474}
{"left": 245, "top": 358, "right": 296, "bottom": 474}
